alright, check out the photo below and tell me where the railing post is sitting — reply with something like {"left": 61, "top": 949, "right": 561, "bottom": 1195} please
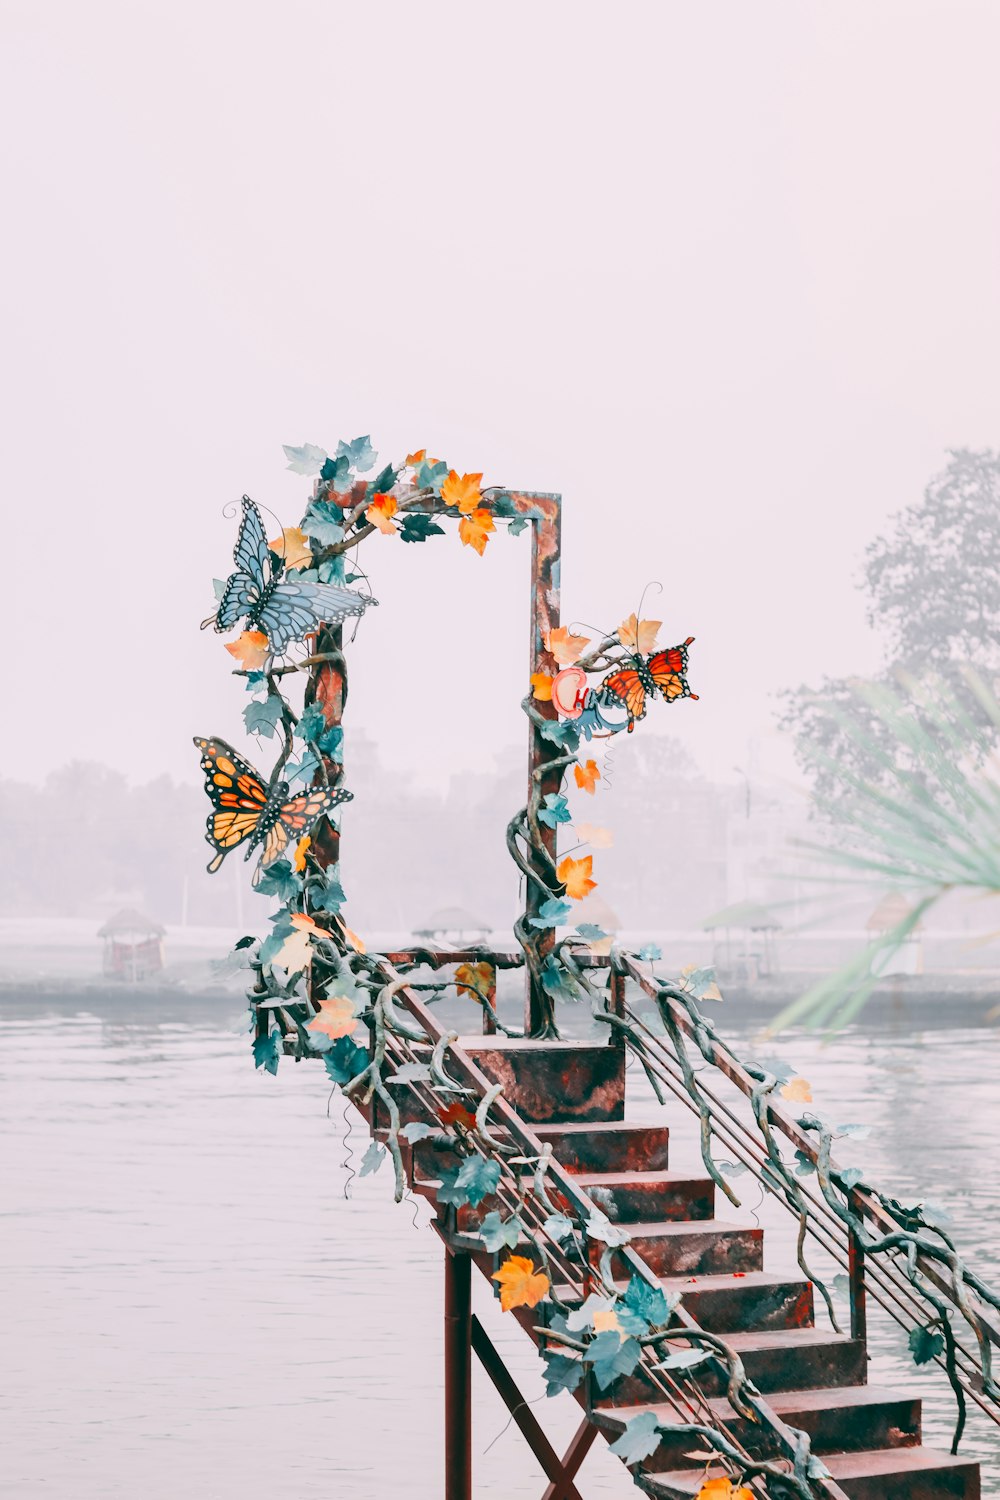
{"left": 847, "top": 1187, "right": 867, "bottom": 1342}
{"left": 609, "top": 965, "right": 626, "bottom": 1045}
{"left": 444, "top": 1247, "right": 472, "bottom": 1500}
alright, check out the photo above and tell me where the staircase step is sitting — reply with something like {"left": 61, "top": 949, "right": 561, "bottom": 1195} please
{"left": 531, "top": 1121, "right": 670, "bottom": 1174}
{"left": 595, "top": 1385, "right": 921, "bottom": 1469}
{"left": 600, "top": 1329, "right": 866, "bottom": 1407}
{"left": 461, "top": 1038, "right": 625, "bottom": 1123}
{"left": 569, "top": 1171, "right": 714, "bottom": 1223}
{"left": 647, "top": 1447, "right": 979, "bottom": 1499}
{"left": 551, "top": 1272, "right": 813, "bottom": 1333}
{"left": 601, "top": 1220, "right": 764, "bottom": 1278}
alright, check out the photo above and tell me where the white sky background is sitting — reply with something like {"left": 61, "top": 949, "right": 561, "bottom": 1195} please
{"left": 2, "top": 1, "right": 998, "bottom": 794}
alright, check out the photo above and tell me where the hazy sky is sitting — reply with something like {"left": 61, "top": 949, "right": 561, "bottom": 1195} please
{"left": 3, "top": 1, "right": 998, "bottom": 794}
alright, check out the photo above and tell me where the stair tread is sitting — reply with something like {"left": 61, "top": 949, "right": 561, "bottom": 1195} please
{"left": 532, "top": 1121, "right": 662, "bottom": 1136}
{"left": 721, "top": 1327, "right": 860, "bottom": 1351}
{"left": 596, "top": 1384, "right": 916, "bottom": 1427}
{"left": 609, "top": 1218, "right": 755, "bottom": 1238}
{"left": 554, "top": 1269, "right": 807, "bottom": 1301}
{"left": 575, "top": 1170, "right": 712, "bottom": 1187}
{"left": 650, "top": 1447, "right": 974, "bottom": 1493}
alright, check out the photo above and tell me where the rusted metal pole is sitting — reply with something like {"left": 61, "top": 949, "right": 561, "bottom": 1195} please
{"left": 847, "top": 1187, "right": 867, "bottom": 1343}
{"left": 444, "top": 1247, "right": 472, "bottom": 1500}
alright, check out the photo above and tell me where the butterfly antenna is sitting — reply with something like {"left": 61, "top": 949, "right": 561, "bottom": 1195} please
{"left": 222, "top": 499, "right": 242, "bottom": 521}
{"left": 570, "top": 619, "right": 614, "bottom": 643}
{"left": 636, "top": 580, "right": 664, "bottom": 627}
{"left": 255, "top": 498, "right": 288, "bottom": 542}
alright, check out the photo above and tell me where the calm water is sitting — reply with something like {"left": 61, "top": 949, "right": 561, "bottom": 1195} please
{"left": 2, "top": 996, "right": 999, "bottom": 1498}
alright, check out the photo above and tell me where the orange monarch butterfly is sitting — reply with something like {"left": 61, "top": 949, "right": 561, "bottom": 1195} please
{"left": 600, "top": 637, "right": 698, "bottom": 732}
{"left": 193, "top": 736, "right": 351, "bottom": 877}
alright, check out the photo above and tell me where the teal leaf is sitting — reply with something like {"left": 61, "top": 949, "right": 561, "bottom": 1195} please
{"left": 400, "top": 513, "right": 445, "bottom": 544}
{"left": 302, "top": 500, "right": 345, "bottom": 547}
{"left": 317, "top": 555, "right": 347, "bottom": 585}
{"left": 254, "top": 859, "right": 302, "bottom": 901}
{"left": 253, "top": 1031, "right": 281, "bottom": 1075}
{"left": 400, "top": 1122, "right": 439, "bottom": 1143}
{"left": 529, "top": 898, "right": 572, "bottom": 928}
{"left": 835, "top": 1123, "right": 872, "bottom": 1139}
{"left": 323, "top": 1035, "right": 367, "bottom": 1085}
{"left": 608, "top": 1410, "right": 661, "bottom": 1467}
{"left": 542, "top": 1212, "right": 574, "bottom": 1243}
{"left": 320, "top": 453, "right": 351, "bottom": 487}
{"left": 414, "top": 458, "right": 448, "bottom": 491}
{"left": 540, "top": 954, "right": 578, "bottom": 1003}
{"left": 586, "top": 1331, "right": 641, "bottom": 1391}
{"left": 312, "top": 874, "right": 346, "bottom": 914}
{"left": 909, "top": 1324, "right": 946, "bottom": 1366}
{"left": 479, "top": 1211, "right": 522, "bottom": 1252}
{"left": 392, "top": 1061, "right": 432, "bottom": 1084}
{"left": 283, "top": 441, "right": 328, "bottom": 475}
{"left": 795, "top": 1150, "right": 817, "bottom": 1177}
{"left": 656, "top": 1346, "right": 709, "bottom": 1372}
{"left": 245, "top": 670, "right": 268, "bottom": 697}
{"left": 284, "top": 750, "right": 320, "bottom": 786}
{"left": 832, "top": 1273, "right": 851, "bottom": 1299}
{"left": 753, "top": 1055, "right": 795, "bottom": 1083}
{"left": 335, "top": 435, "right": 377, "bottom": 472}
{"left": 638, "top": 943, "right": 662, "bottom": 962}
{"left": 837, "top": 1166, "right": 866, "bottom": 1191}
{"left": 369, "top": 462, "right": 396, "bottom": 494}
{"left": 542, "top": 1351, "right": 584, "bottom": 1397}
{"left": 539, "top": 720, "right": 580, "bottom": 751}
{"left": 717, "top": 1159, "right": 749, "bottom": 1178}
{"left": 538, "top": 793, "right": 572, "bottom": 829}
{"left": 584, "top": 1208, "right": 630, "bottom": 1248}
{"left": 296, "top": 703, "right": 328, "bottom": 742}
{"left": 575, "top": 923, "right": 607, "bottom": 941}
{"left": 454, "top": 1154, "right": 501, "bottom": 1208}
{"left": 243, "top": 695, "right": 284, "bottom": 738}
{"left": 507, "top": 515, "right": 528, "bottom": 536}
{"left": 318, "top": 724, "right": 344, "bottom": 760}
{"left": 212, "top": 577, "right": 226, "bottom": 600}
{"left": 491, "top": 495, "right": 516, "bottom": 518}
{"left": 678, "top": 965, "right": 718, "bottom": 999}
{"left": 623, "top": 1276, "right": 674, "bottom": 1329}
{"left": 360, "top": 1141, "right": 386, "bottom": 1177}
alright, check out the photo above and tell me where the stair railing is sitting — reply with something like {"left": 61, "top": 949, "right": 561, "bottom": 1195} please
{"left": 570, "top": 948, "right": 1000, "bottom": 1457}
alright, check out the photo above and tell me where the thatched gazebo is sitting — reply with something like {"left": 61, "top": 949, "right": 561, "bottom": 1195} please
{"left": 414, "top": 905, "right": 492, "bottom": 945}
{"left": 703, "top": 899, "right": 781, "bottom": 979}
{"left": 98, "top": 908, "right": 166, "bottom": 981}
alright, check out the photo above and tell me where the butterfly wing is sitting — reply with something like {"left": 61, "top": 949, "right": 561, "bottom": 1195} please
{"left": 215, "top": 497, "right": 270, "bottom": 632}
{"left": 257, "top": 784, "right": 354, "bottom": 869}
{"left": 258, "top": 580, "right": 376, "bottom": 655}
{"left": 647, "top": 638, "right": 698, "bottom": 702}
{"left": 193, "top": 736, "right": 268, "bottom": 872}
{"left": 601, "top": 667, "right": 646, "bottom": 731}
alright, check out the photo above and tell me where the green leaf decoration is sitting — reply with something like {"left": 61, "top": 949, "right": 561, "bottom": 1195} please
{"left": 540, "top": 954, "right": 578, "bottom": 1003}
{"left": 753, "top": 1055, "right": 795, "bottom": 1083}
{"left": 323, "top": 1035, "right": 368, "bottom": 1085}
{"left": 253, "top": 1031, "right": 281, "bottom": 1075}
{"left": 335, "top": 435, "right": 377, "bottom": 472}
{"left": 538, "top": 793, "right": 571, "bottom": 828}
{"left": 909, "top": 1324, "right": 946, "bottom": 1366}
{"left": 454, "top": 1154, "right": 501, "bottom": 1208}
{"left": 479, "top": 1211, "right": 522, "bottom": 1252}
{"left": 243, "top": 695, "right": 284, "bottom": 739}
{"left": 392, "top": 1061, "right": 432, "bottom": 1084}
{"left": 539, "top": 719, "right": 580, "bottom": 751}
{"left": 507, "top": 515, "right": 528, "bottom": 536}
{"left": 414, "top": 457, "right": 448, "bottom": 491}
{"left": 529, "top": 898, "right": 572, "bottom": 928}
{"left": 491, "top": 495, "right": 516, "bottom": 518}
{"left": 312, "top": 874, "right": 347, "bottom": 914}
{"left": 296, "top": 703, "right": 328, "bottom": 742}
{"left": 302, "top": 500, "right": 345, "bottom": 547}
{"left": 794, "top": 1150, "right": 817, "bottom": 1178}
{"left": 566, "top": 1292, "right": 612, "bottom": 1332}
{"left": 400, "top": 1122, "right": 439, "bottom": 1143}
{"left": 585, "top": 1330, "right": 641, "bottom": 1391}
{"left": 320, "top": 453, "right": 351, "bottom": 487}
{"left": 678, "top": 965, "right": 718, "bottom": 999}
{"left": 835, "top": 1123, "right": 872, "bottom": 1140}
{"left": 283, "top": 750, "right": 319, "bottom": 786}
{"left": 716, "top": 1159, "right": 749, "bottom": 1179}
{"left": 212, "top": 577, "right": 226, "bottom": 600}
{"left": 542, "top": 1212, "right": 574, "bottom": 1243}
{"left": 254, "top": 859, "right": 302, "bottom": 901}
{"left": 317, "top": 724, "right": 344, "bottom": 760}
{"left": 542, "top": 1351, "right": 584, "bottom": 1397}
{"left": 244, "top": 671, "right": 268, "bottom": 698}
{"left": 575, "top": 923, "right": 607, "bottom": 940}
{"left": 399, "top": 513, "right": 445, "bottom": 544}
{"left": 360, "top": 1141, "right": 386, "bottom": 1177}
{"left": 638, "top": 942, "right": 662, "bottom": 961}
{"left": 283, "top": 441, "right": 328, "bottom": 475}
{"left": 622, "top": 1275, "right": 675, "bottom": 1329}
{"left": 584, "top": 1208, "right": 630, "bottom": 1248}
{"left": 369, "top": 461, "right": 396, "bottom": 494}
{"left": 656, "top": 1346, "right": 710, "bottom": 1371}
{"left": 837, "top": 1166, "right": 866, "bottom": 1191}
{"left": 608, "top": 1410, "right": 661, "bottom": 1466}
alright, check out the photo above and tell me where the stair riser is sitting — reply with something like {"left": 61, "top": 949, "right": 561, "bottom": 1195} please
{"left": 561, "top": 1178, "right": 715, "bottom": 1224}
{"left": 464, "top": 1042, "right": 626, "bottom": 1123}
{"left": 835, "top": 1467, "right": 979, "bottom": 1500}
{"left": 674, "top": 1280, "right": 814, "bottom": 1333}
{"left": 642, "top": 1397, "right": 921, "bottom": 1471}
{"left": 533, "top": 1125, "right": 671, "bottom": 1174}
{"left": 599, "top": 1339, "right": 867, "bottom": 1408}
{"left": 602, "top": 1227, "right": 764, "bottom": 1278}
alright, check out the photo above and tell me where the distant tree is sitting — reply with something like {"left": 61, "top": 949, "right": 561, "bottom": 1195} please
{"left": 780, "top": 449, "right": 1000, "bottom": 804}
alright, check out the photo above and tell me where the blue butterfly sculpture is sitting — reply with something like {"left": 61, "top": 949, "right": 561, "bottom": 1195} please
{"left": 208, "top": 495, "right": 377, "bottom": 655}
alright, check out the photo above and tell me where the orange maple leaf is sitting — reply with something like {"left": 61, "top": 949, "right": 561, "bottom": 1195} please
{"left": 458, "top": 508, "right": 495, "bottom": 555}
{"left": 225, "top": 629, "right": 270, "bottom": 671}
{"left": 492, "top": 1254, "right": 550, "bottom": 1312}
{"left": 455, "top": 961, "right": 494, "bottom": 1000}
{"left": 405, "top": 449, "right": 426, "bottom": 465}
{"left": 557, "top": 854, "right": 597, "bottom": 901}
{"left": 366, "top": 493, "right": 398, "bottom": 535}
{"left": 531, "top": 672, "right": 554, "bottom": 701}
{"left": 292, "top": 835, "right": 311, "bottom": 873}
{"left": 307, "top": 994, "right": 358, "bottom": 1040}
{"left": 442, "top": 470, "right": 483, "bottom": 514}
{"left": 268, "top": 526, "right": 313, "bottom": 572}
{"left": 438, "top": 1101, "right": 478, "bottom": 1131}
{"left": 618, "top": 613, "right": 662, "bottom": 654}
{"left": 544, "top": 626, "right": 591, "bottom": 665}
{"left": 780, "top": 1077, "right": 813, "bottom": 1104}
{"left": 592, "top": 1307, "right": 622, "bottom": 1333}
{"left": 574, "top": 759, "right": 600, "bottom": 794}
{"left": 574, "top": 822, "right": 613, "bottom": 849}
{"left": 696, "top": 1481, "right": 754, "bottom": 1500}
